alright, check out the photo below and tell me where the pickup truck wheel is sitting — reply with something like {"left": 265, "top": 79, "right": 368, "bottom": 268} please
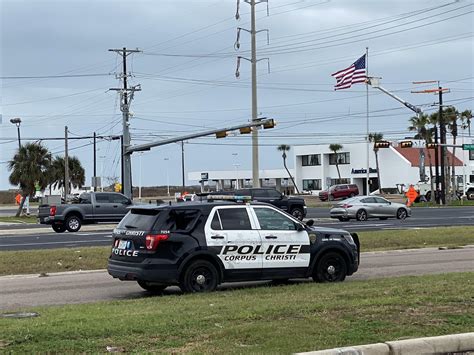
{"left": 52, "top": 223, "right": 66, "bottom": 233}
{"left": 65, "top": 215, "right": 82, "bottom": 232}
{"left": 290, "top": 208, "right": 304, "bottom": 221}
{"left": 180, "top": 260, "right": 218, "bottom": 293}
{"left": 137, "top": 281, "right": 167, "bottom": 293}
{"left": 313, "top": 252, "right": 347, "bottom": 282}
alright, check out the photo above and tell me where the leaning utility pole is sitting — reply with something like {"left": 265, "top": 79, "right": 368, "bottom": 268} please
{"left": 64, "top": 126, "right": 69, "bottom": 200}
{"left": 235, "top": 0, "right": 270, "bottom": 188}
{"left": 109, "top": 47, "right": 141, "bottom": 199}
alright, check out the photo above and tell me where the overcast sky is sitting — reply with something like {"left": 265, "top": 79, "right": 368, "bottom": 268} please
{"left": 1, "top": 0, "right": 473, "bottom": 190}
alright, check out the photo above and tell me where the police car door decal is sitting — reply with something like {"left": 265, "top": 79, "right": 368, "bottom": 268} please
{"left": 204, "top": 206, "right": 263, "bottom": 270}
{"left": 251, "top": 206, "right": 310, "bottom": 269}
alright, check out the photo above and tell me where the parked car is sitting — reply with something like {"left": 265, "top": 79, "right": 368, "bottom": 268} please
{"left": 319, "top": 184, "right": 359, "bottom": 201}
{"left": 38, "top": 192, "right": 133, "bottom": 233}
{"left": 209, "top": 188, "right": 307, "bottom": 220}
{"left": 108, "top": 198, "right": 360, "bottom": 293}
{"left": 330, "top": 196, "right": 411, "bottom": 221}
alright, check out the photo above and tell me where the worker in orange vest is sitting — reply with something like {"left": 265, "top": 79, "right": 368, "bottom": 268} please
{"left": 15, "top": 194, "right": 22, "bottom": 205}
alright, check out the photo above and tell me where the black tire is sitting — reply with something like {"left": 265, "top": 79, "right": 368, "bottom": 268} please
{"left": 425, "top": 191, "right": 432, "bottom": 201}
{"left": 290, "top": 207, "right": 304, "bottom": 221}
{"left": 396, "top": 208, "right": 408, "bottom": 220}
{"left": 52, "top": 223, "right": 66, "bottom": 233}
{"left": 180, "top": 260, "right": 218, "bottom": 293}
{"left": 137, "top": 280, "right": 167, "bottom": 293}
{"left": 328, "top": 194, "right": 334, "bottom": 201}
{"left": 313, "top": 252, "right": 347, "bottom": 282}
{"left": 349, "top": 193, "right": 355, "bottom": 198}
{"left": 65, "top": 215, "right": 82, "bottom": 232}
{"left": 337, "top": 216, "right": 349, "bottom": 222}
{"left": 467, "top": 190, "right": 474, "bottom": 201}
{"left": 356, "top": 209, "right": 368, "bottom": 221}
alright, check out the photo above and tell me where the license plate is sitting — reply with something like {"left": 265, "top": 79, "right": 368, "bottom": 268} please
{"left": 118, "top": 240, "right": 130, "bottom": 250}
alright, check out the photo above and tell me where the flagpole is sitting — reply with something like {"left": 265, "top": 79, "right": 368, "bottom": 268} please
{"left": 366, "top": 47, "right": 370, "bottom": 196}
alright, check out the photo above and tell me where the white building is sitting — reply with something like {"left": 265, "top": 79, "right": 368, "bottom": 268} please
{"left": 294, "top": 141, "right": 473, "bottom": 194}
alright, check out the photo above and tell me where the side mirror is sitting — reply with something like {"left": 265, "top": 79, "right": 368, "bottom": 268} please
{"left": 306, "top": 219, "right": 314, "bottom": 227}
{"left": 125, "top": 199, "right": 132, "bottom": 205}
{"left": 297, "top": 224, "right": 305, "bottom": 232}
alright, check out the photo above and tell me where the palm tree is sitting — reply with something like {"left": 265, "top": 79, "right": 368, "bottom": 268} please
{"left": 8, "top": 143, "right": 52, "bottom": 216}
{"left": 462, "top": 109, "right": 472, "bottom": 136}
{"left": 277, "top": 144, "right": 300, "bottom": 194}
{"left": 328, "top": 144, "right": 343, "bottom": 183}
{"left": 409, "top": 113, "right": 435, "bottom": 201}
{"left": 49, "top": 156, "right": 85, "bottom": 193}
{"left": 368, "top": 133, "right": 384, "bottom": 193}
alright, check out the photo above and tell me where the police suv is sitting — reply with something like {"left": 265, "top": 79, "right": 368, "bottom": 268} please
{"left": 108, "top": 196, "right": 360, "bottom": 293}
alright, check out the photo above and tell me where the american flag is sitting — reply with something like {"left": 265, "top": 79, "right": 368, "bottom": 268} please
{"left": 331, "top": 54, "right": 367, "bottom": 90}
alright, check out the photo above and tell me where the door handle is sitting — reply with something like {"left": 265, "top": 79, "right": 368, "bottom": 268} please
{"left": 211, "top": 235, "right": 224, "bottom": 239}
{"left": 113, "top": 205, "right": 118, "bottom": 208}
{"left": 96, "top": 205, "right": 101, "bottom": 208}
{"left": 265, "top": 235, "right": 277, "bottom": 239}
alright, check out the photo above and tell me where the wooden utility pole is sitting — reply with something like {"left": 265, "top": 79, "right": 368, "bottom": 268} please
{"left": 64, "top": 126, "right": 69, "bottom": 200}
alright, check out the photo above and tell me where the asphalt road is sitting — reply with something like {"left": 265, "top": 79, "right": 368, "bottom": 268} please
{"left": 1, "top": 206, "right": 473, "bottom": 251}
{"left": 1, "top": 247, "right": 472, "bottom": 310}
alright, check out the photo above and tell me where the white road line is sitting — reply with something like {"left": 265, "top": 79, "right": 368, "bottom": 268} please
{"left": 0, "top": 239, "right": 111, "bottom": 247}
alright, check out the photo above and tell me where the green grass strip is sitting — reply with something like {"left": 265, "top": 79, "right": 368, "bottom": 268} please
{"left": 0, "top": 273, "right": 472, "bottom": 353}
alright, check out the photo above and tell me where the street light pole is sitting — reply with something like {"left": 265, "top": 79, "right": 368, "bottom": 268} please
{"left": 139, "top": 152, "right": 143, "bottom": 201}
{"left": 164, "top": 158, "right": 170, "bottom": 196}
{"left": 10, "top": 117, "right": 22, "bottom": 150}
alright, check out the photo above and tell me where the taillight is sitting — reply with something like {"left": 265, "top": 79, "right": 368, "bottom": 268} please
{"left": 49, "top": 206, "right": 57, "bottom": 216}
{"left": 342, "top": 204, "right": 353, "bottom": 208}
{"left": 145, "top": 234, "right": 169, "bottom": 250}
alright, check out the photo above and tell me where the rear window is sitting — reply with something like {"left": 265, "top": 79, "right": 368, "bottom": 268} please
{"left": 117, "top": 209, "right": 161, "bottom": 230}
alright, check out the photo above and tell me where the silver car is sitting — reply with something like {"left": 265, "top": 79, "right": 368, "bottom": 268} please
{"left": 330, "top": 196, "right": 411, "bottom": 222}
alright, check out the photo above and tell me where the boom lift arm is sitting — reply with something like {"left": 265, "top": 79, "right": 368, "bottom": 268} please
{"left": 367, "top": 77, "right": 422, "bottom": 114}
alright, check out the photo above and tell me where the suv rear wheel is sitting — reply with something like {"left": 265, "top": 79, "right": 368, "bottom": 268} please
{"left": 290, "top": 207, "right": 304, "bottom": 221}
{"left": 180, "top": 260, "right": 218, "bottom": 293}
{"left": 313, "top": 252, "right": 347, "bottom": 282}
{"left": 137, "top": 281, "right": 167, "bottom": 293}
{"left": 65, "top": 215, "right": 82, "bottom": 232}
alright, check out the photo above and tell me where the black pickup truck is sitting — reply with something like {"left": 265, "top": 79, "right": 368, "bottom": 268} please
{"left": 38, "top": 192, "right": 132, "bottom": 233}
{"left": 209, "top": 188, "right": 307, "bottom": 220}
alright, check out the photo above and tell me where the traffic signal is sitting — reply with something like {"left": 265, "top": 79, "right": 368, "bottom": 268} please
{"left": 399, "top": 140, "right": 413, "bottom": 148}
{"left": 263, "top": 119, "right": 276, "bottom": 129}
{"left": 374, "top": 141, "right": 391, "bottom": 148}
{"left": 215, "top": 131, "right": 227, "bottom": 139}
{"left": 426, "top": 143, "right": 438, "bottom": 149}
{"left": 239, "top": 126, "right": 252, "bottom": 134}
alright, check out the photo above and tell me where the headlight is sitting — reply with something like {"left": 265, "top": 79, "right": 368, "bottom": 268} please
{"left": 342, "top": 233, "right": 354, "bottom": 245}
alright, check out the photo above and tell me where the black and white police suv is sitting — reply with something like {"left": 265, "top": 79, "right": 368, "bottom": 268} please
{"left": 107, "top": 196, "right": 360, "bottom": 293}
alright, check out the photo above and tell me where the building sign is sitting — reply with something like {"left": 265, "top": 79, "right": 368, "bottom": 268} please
{"left": 351, "top": 168, "right": 377, "bottom": 174}
{"left": 201, "top": 172, "right": 209, "bottom": 181}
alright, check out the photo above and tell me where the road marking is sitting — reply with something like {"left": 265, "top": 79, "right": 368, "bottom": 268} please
{"left": 0, "top": 239, "right": 111, "bottom": 247}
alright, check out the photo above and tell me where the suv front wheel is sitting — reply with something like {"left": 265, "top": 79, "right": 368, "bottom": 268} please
{"left": 180, "top": 260, "right": 219, "bottom": 293}
{"left": 290, "top": 207, "right": 304, "bottom": 221}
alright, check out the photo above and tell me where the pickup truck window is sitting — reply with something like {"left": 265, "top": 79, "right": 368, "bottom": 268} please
{"left": 109, "top": 194, "right": 129, "bottom": 204}
{"left": 79, "top": 194, "right": 91, "bottom": 204}
{"left": 95, "top": 193, "right": 110, "bottom": 203}
{"left": 252, "top": 189, "right": 268, "bottom": 198}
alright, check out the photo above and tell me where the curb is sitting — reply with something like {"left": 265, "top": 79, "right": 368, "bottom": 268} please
{"left": 0, "top": 269, "right": 107, "bottom": 280}
{"left": 296, "top": 332, "right": 474, "bottom": 355}
{"left": 0, "top": 224, "right": 116, "bottom": 236}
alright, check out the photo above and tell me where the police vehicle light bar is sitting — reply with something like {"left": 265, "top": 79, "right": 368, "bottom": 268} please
{"left": 207, "top": 195, "right": 252, "bottom": 202}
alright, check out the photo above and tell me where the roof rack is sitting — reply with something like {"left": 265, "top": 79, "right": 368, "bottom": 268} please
{"left": 207, "top": 194, "right": 252, "bottom": 203}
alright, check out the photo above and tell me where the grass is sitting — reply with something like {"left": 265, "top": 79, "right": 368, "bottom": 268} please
{"left": 0, "top": 272, "right": 472, "bottom": 353}
{"left": 0, "top": 216, "right": 38, "bottom": 224}
{"left": 1, "top": 227, "right": 473, "bottom": 277}
{"left": 413, "top": 199, "right": 474, "bottom": 207}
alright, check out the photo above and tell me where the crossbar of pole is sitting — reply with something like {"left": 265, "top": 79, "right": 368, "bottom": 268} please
{"left": 126, "top": 119, "right": 274, "bottom": 154}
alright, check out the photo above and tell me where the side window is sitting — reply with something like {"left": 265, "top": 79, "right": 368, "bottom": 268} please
{"left": 361, "top": 197, "right": 376, "bottom": 203}
{"left": 95, "top": 193, "right": 110, "bottom": 203}
{"left": 218, "top": 208, "right": 252, "bottom": 230}
{"left": 110, "top": 194, "right": 129, "bottom": 204}
{"left": 210, "top": 212, "right": 222, "bottom": 230}
{"left": 165, "top": 209, "right": 200, "bottom": 232}
{"left": 374, "top": 197, "right": 389, "bottom": 204}
{"left": 254, "top": 207, "right": 297, "bottom": 231}
{"left": 267, "top": 189, "right": 282, "bottom": 199}
{"left": 252, "top": 189, "right": 268, "bottom": 198}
